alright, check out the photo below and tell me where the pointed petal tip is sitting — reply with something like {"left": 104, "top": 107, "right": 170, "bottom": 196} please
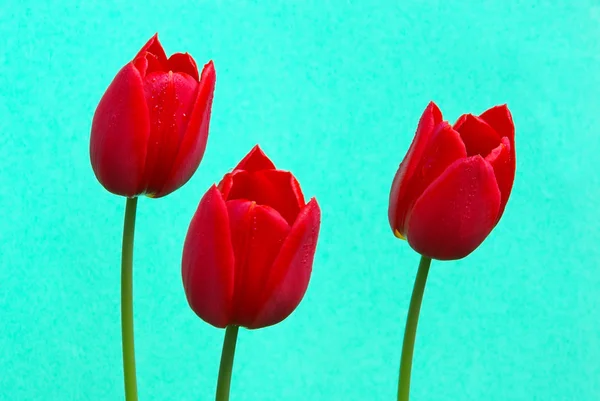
{"left": 235, "top": 145, "right": 276, "bottom": 171}
{"left": 423, "top": 101, "right": 443, "bottom": 123}
{"left": 426, "top": 100, "right": 441, "bottom": 111}
{"left": 146, "top": 32, "right": 162, "bottom": 48}
{"left": 302, "top": 197, "right": 321, "bottom": 220}
{"left": 248, "top": 144, "right": 267, "bottom": 159}
{"left": 201, "top": 59, "right": 216, "bottom": 77}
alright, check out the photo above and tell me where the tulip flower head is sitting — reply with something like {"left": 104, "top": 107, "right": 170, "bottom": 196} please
{"left": 90, "top": 34, "right": 216, "bottom": 198}
{"left": 182, "top": 146, "right": 321, "bottom": 329}
{"left": 389, "top": 102, "right": 516, "bottom": 260}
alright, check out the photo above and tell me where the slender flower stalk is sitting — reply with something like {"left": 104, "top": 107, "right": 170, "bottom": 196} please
{"left": 215, "top": 325, "right": 239, "bottom": 401}
{"left": 121, "top": 197, "right": 139, "bottom": 401}
{"left": 397, "top": 255, "right": 432, "bottom": 401}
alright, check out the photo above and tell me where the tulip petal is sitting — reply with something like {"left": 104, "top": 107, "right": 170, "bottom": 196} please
{"left": 155, "top": 61, "right": 216, "bottom": 197}
{"left": 406, "top": 156, "right": 501, "bottom": 260}
{"left": 453, "top": 114, "right": 501, "bottom": 157}
{"left": 182, "top": 185, "right": 235, "bottom": 328}
{"left": 390, "top": 122, "right": 467, "bottom": 237}
{"left": 225, "top": 170, "right": 305, "bottom": 226}
{"left": 479, "top": 105, "right": 515, "bottom": 147}
{"left": 251, "top": 198, "right": 321, "bottom": 329}
{"left": 235, "top": 145, "right": 276, "bottom": 172}
{"left": 142, "top": 71, "right": 199, "bottom": 195}
{"left": 90, "top": 63, "right": 150, "bottom": 196}
{"left": 134, "top": 34, "right": 168, "bottom": 72}
{"left": 217, "top": 173, "right": 234, "bottom": 199}
{"left": 480, "top": 105, "right": 516, "bottom": 194}
{"left": 485, "top": 137, "right": 514, "bottom": 220}
{"left": 255, "top": 170, "right": 305, "bottom": 224}
{"left": 389, "top": 102, "right": 443, "bottom": 236}
{"left": 168, "top": 53, "right": 199, "bottom": 81}
{"left": 226, "top": 200, "right": 291, "bottom": 327}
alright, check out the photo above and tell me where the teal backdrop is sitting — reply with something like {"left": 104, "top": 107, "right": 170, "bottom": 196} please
{"left": 1, "top": 1, "right": 599, "bottom": 400}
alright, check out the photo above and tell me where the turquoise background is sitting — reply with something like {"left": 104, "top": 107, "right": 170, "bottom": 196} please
{"left": 1, "top": 0, "right": 599, "bottom": 400}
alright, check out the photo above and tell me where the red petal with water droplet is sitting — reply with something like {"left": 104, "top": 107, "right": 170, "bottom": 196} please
{"left": 226, "top": 200, "right": 291, "bottom": 327}
{"left": 154, "top": 60, "right": 216, "bottom": 197}
{"left": 141, "top": 70, "right": 198, "bottom": 195}
{"left": 168, "top": 52, "right": 199, "bottom": 81}
{"left": 134, "top": 34, "right": 168, "bottom": 73}
{"left": 389, "top": 105, "right": 467, "bottom": 237}
{"left": 406, "top": 156, "right": 501, "bottom": 260}
{"left": 389, "top": 102, "right": 443, "bottom": 236}
{"left": 251, "top": 198, "right": 320, "bottom": 329}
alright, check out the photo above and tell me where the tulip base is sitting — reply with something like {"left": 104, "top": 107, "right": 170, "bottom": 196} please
{"left": 215, "top": 325, "right": 239, "bottom": 401}
{"left": 121, "top": 197, "right": 139, "bottom": 401}
{"left": 397, "top": 255, "right": 432, "bottom": 401}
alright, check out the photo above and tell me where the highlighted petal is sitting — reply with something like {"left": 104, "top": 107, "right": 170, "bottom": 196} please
{"left": 142, "top": 70, "right": 198, "bottom": 195}
{"left": 182, "top": 185, "right": 235, "bottom": 328}
{"left": 390, "top": 122, "right": 466, "bottom": 237}
{"left": 389, "top": 102, "right": 443, "bottom": 236}
{"left": 226, "top": 201, "right": 291, "bottom": 327}
{"left": 156, "top": 60, "right": 216, "bottom": 197}
{"left": 90, "top": 63, "right": 150, "bottom": 196}
{"left": 251, "top": 198, "right": 321, "bottom": 329}
{"left": 406, "top": 156, "right": 501, "bottom": 260}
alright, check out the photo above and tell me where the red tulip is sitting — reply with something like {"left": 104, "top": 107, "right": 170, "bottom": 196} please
{"left": 182, "top": 146, "right": 321, "bottom": 329}
{"left": 90, "top": 34, "right": 216, "bottom": 198}
{"left": 388, "top": 102, "right": 516, "bottom": 260}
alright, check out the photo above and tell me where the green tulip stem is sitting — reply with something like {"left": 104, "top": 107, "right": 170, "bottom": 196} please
{"left": 215, "top": 325, "right": 240, "bottom": 401}
{"left": 397, "top": 254, "right": 432, "bottom": 401}
{"left": 121, "top": 197, "right": 139, "bottom": 401}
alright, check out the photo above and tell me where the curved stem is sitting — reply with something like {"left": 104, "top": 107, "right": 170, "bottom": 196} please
{"left": 121, "top": 197, "right": 139, "bottom": 401}
{"left": 397, "top": 255, "right": 432, "bottom": 401}
{"left": 215, "top": 325, "right": 239, "bottom": 401}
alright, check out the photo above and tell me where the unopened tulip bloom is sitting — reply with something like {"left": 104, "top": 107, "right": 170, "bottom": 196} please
{"left": 390, "top": 102, "right": 516, "bottom": 401}
{"left": 88, "top": 34, "right": 216, "bottom": 401}
{"left": 182, "top": 145, "right": 321, "bottom": 330}
{"left": 90, "top": 34, "right": 216, "bottom": 198}
{"left": 389, "top": 101, "right": 516, "bottom": 260}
